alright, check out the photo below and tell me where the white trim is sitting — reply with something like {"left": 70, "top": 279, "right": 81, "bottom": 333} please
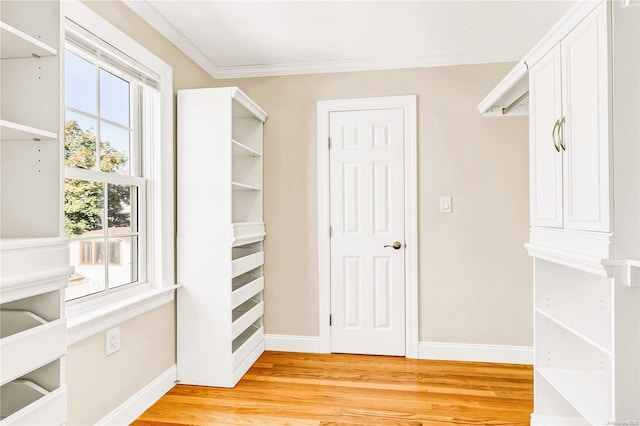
{"left": 97, "top": 365, "right": 176, "bottom": 426}
{"left": 121, "top": 0, "right": 219, "bottom": 77}
{"left": 264, "top": 334, "right": 322, "bottom": 353}
{"left": 212, "top": 51, "right": 521, "bottom": 79}
{"left": 419, "top": 342, "right": 533, "bottom": 365}
{"left": 67, "top": 285, "right": 178, "bottom": 345}
{"left": 525, "top": 243, "right": 613, "bottom": 278}
{"left": 317, "top": 95, "right": 419, "bottom": 358}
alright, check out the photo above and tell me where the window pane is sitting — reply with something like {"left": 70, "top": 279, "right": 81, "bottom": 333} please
{"left": 99, "top": 68, "right": 129, "bottom": 126}
{"left": 100, "top": 121, "right": 130, "bottom": 174}
{"left": 68, "top": 238, "right": 106, "bottom": 300}
{"left": 65, "top": 112, "right": 97, "bottom": 169}
{"left": 108, "top": 184, "right": 136, "bottom": 234}
{"left": 65, "top": 51, "right": 96, "bottom": 115}
{"left": 64, "top": 179, "right": 104, "bottom": 238}
{"left": 80, "top": 241, "right": 93, "bottom": 264}
{"left": 109, "top": 236, "right": 137, "bottom": 289}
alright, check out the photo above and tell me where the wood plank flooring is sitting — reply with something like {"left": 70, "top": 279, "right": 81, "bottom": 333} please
{"left": 132, "top": 351, "right": 533, "bottom": 426}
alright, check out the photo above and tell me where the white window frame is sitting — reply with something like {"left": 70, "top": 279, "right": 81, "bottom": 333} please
{"left": 64, "top": 44, "right": 146, "bottom": 301}
{"left": 64, "top": 0, "right": 176, "bottom": 345}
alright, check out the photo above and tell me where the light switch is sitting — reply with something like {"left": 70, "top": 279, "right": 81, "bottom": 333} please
{"left": 440, "top": 196, "right": 452, "bottom": 213}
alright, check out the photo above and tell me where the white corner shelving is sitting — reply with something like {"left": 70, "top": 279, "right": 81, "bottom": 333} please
{"left": 480, "top": 1, "right": 640, "bottom": 424}
{"left": 1, "top": 0, "right": 63, "bottom": 239}
{"left": 0, "top": 2, "right": 68, "bottom": 424}
{"left": 495, "top": 1, "right": 640, "bottom": 424}
{"left": 177, "top": 87, "right": 268, "bottom": 387}
{"left": 0, "top": 238, "right": 70, "bottom": 425}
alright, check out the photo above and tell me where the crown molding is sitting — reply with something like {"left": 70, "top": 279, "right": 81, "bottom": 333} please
{"left": 122, "top": 0, "right": 523, "bottom": 80}
{"left": 121, "top": 0, "right": 219, "bottom": 78}
{"left": 213, "top": 49, "right": 523, "bottom": 79}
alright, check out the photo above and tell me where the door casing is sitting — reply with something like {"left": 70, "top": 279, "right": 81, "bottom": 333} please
{"left": 317, "top": 95, "right": 418, "bottom": 357}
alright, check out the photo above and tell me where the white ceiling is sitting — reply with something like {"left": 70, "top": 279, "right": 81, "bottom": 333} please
{"left": 123, "top": 0, "right": 576, "bottom": 79}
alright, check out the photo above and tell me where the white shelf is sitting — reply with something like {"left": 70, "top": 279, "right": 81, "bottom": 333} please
{"left": 231, "top": 181, "right": 262, "bottom": 191}
{"left": 0, "top": 120, "right": 57, "bottom": 142}
{"left": 0, "top": 379, "right": 48, "bottom": 420}
{"left": 0, "top": 310, "right": 46, "bottom": 338}
{"left": 536, "top": 307, "right": 611, "bottom": 354}
{"left": 232, "top": 276, "right": 264, "bottom": 309}
{"left": 0, "top": 385, "right": 66, "bottom": 426}
{"left": 232, "top": 139, "right": 261, "bottom": 157}
{"left": 537, "top": 368, "right": 610, "bottom": 425}
{"left": 231, "top": 222, "right": 265, "bottom": 247}
{"left": 231, "top": 300, "right": 264, "bottom": 340}
{"left": 231, "top": 251, "right": 264, "bottom": 278}
{"left": 0, "top": 319, "right": 66, "bottom": 386}
{"left": 232, "top": 322, "right": 262, "bottom": 355}
{"left": 0, "top": 21, "right": 57, "bottom": 59}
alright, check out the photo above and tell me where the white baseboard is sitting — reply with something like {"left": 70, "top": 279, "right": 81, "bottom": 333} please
{"left": 264, "top": 335, "right": 532, "bottom": 364}
{"left": 97, "top": 365, "right": 177, "bottom": 425}
{"left": 419, "top": 341, "right": 533, "bottom": 364}
{"left": 264, "top": 334, "right": 322, "bottom": 353}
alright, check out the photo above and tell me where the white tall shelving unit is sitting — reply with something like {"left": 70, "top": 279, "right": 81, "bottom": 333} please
{"left": 0, "top": 1, "right": 69, "bottom": 424}
{"left": 177, "top": 87, "right": 268, "bottom": 388}
{"left": 480, "top": 1, "right": 640, "bottom": 424}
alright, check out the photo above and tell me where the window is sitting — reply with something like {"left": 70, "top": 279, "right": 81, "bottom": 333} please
{"left": 64, "top": 1, "right": 174, "bottom": 344}
{"left": 64, "top": 26, "right": 150, "bottom": 301}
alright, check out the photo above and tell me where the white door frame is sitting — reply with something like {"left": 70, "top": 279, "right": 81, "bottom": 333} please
{"left": 317, "top": 95, "right": 418, "bottom": 358}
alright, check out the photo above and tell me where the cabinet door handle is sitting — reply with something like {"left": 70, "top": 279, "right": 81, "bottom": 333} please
{"left": 558, "top": 117, "right": 566, "bottom": 151}
{"left": 551, "top": 119, "right": 560, "bottom": 152}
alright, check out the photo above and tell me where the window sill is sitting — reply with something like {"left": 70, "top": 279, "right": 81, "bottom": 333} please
{"left": 66, "top": 284, "right": 179, "bottom": 346}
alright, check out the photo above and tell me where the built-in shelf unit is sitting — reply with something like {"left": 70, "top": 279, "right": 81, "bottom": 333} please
{"left": 1, "top": 1, "right": 68, "bottom": 424}
{"left": 0, "top": 239, "right": 70, "bottom": 425}
{"left": 1, "top": 0, "right": 62, "bottom": 238}
{"left": 177, "top": 87, "right": 268, "bottom": 387}
{"left": 480, "top": 1, "right": 640, "bottom": 424}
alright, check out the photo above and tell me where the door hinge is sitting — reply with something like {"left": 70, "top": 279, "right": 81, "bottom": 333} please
{"left": 329, "top": 314, "right": 333, "bottom": 326}
{"left": 329, "top": 226, "right": 333, "bottom": 237}
{"left": 328, "top": 137, "right": 331, "bottom": 149}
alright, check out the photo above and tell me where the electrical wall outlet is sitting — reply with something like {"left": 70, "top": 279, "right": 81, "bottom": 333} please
{"left": 105, "top": 327, "right": 121, "bottom": 356}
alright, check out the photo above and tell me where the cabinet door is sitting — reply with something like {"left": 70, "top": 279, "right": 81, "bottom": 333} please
{"left": 561, "top": 3, "right": 610, "bottom": 232}
{"left": 529, "top": 45, "right": 563, "bottom": 228}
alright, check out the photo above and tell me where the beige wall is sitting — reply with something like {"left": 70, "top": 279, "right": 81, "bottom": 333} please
{"left": 216, "top": 65, "right": 532, "bottom": 345}
{"left": 66, "top": 2, "right": 217, "bottom": 425}
{"left": 66, "top": 304, "right": 175, "bottom": 426}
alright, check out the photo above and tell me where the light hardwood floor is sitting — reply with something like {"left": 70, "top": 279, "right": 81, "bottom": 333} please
{"left": 132, "top": 351, "right": 533, "bottom": 426}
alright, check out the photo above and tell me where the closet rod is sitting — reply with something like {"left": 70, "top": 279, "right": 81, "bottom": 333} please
{"left": 502, "top": 91, "right": 529, "bottom": 115}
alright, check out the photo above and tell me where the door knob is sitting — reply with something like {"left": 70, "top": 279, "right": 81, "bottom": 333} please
{"left": 384, "top": 241, "right": 402, "bottom": 250}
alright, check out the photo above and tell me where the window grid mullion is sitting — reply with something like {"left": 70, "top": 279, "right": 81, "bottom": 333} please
{"left": 65, "top": 106, "right": 134, "bottom": 133}
{"left": 103, "top": 182, "right": 109, "bottom": 291}
{"left": 94, "top": 62, "right": 100, "bottom": 173}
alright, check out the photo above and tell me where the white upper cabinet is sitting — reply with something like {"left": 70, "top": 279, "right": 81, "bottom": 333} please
{"left": 560, "top": 5, "right": 609, "bottom": 232}
{"left": 529, "top": 46, "right": 563, "bottom": 228}
{"left": 529, "top": 3, "right": 610, "bottom": 233}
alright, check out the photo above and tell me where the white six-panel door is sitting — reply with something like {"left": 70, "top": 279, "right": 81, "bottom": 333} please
{"left": 329, "top": 108, "right": 405, "bottom": 356}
